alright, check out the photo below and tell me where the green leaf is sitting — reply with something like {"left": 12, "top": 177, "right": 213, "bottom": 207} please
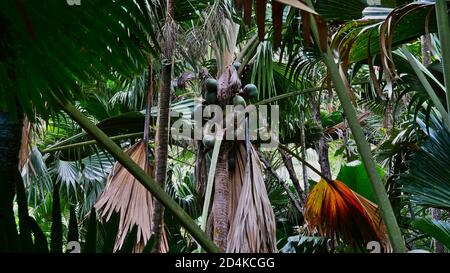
{"left": 101, "top": 213, "right": 120, "bottom": 253}
{"left": 412, "top": 218, "right": 450, "bottom": 250}
{"left": 401, "top": 121, "right": 450, "bottom": 209}
{"left": 84, "top": 208, "right": 97, "bottom": 253}
{"left": 50, "top": 184, "right": 63, "bottom": 253}
{"left": 337, "top": 160, "right": 385, "bottom": 203}
{"left": 316, "top": 0, "right": 367, "bottom": 22}
{"left": 28, "top": 217, "right": 49, "bottom": 253}
{"left": 118, "top": 225, "right": 139, "bottom": 253}
{"left": 67, "top": 205, "right": 79, "bottom": 246}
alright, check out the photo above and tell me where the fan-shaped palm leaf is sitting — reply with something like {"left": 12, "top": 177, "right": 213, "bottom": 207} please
{"left": 95, "top": 141, "right": 155, "bottom": 253}
{"left": 305, "top": 179, "right": 390, "bottom": 250}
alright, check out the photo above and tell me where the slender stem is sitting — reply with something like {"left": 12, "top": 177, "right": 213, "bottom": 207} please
{"left": 254, "top": 81, "right": 370, "bottom": 106}
{"left": 198, "top": 130, "right": 223, "bottom": 253}
{"left": 54, "top": 95, "right": 221, "bottom": 253}
{"left": 41, "top": 132, "right": 144, "bottom": 154}
{"left": 436, "top": 0, "right": 450, "bottom": 122}
{"left": 300, "top": 111, "right": 309, "bottom": 195}
{"left": 278, "top": 143, "right": 332, "bottom": 184}
{"left": 401, "top": 47, "right": 450, "bottom": 130}
{"left": 301, "top": 0, "right": 406, "bottom": 252}
{"left": 279, "top": 148, "right": 307, "bottom": 203}
{"left": 144, "top": 62, "right": 154, "bottom": 148}
{"left": 258, "top": 151, "right": 304, "bottom": 211}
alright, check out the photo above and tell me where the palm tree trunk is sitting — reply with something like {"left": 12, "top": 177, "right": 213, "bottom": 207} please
{"left": 152, "top": 0, "right": 174, "bottom": 252}
{"left": 213, "top": 146, "right": 229, "bottom": 250}
{"left": 152, "top": 62, "right": 172, "bottom": 253}
{"left": 0, "top": 111, "right": 22, "bottom": 252}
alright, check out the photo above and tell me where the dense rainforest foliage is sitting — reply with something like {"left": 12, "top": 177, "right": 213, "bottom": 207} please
{"left": 1, "top": 0, "right": 450, "bottom": 253}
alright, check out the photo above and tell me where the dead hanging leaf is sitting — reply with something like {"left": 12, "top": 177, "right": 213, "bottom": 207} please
{"left": 367, "top": 33, "right": 385, "bottom": 100}
{"left": 217, "top": 65, "right": 242, "bottom": 103}
{"left": 305, "top": 179, "right": 391, "bottom": 251}
{"left": 95, "top": 141, "right": 154, "bottom": 253}
{"left": 378, "top": 3, "right": 433, "bottom": 100}
{"left": 19, "top": 116, "right": 31, "bottom": 171}
{"left": 256, "top": 0, "right": 267, "bottom": 41}
{"left": 278, "top": 0, "right": 327, "bottom": 52}
{"left": 272, "top": 1, "right": 283, "bottom": 48}
{"left": 227, "top": 144, "right": 277, "bottom": 253}
{"left": 177, "top": 71, "right": 196, "bottom": 89}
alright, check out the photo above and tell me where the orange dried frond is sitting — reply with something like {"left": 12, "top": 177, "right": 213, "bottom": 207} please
{"left": 305, "top": 179, "right": 390, "bottom": 249}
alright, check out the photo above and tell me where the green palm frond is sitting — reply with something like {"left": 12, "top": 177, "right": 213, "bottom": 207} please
{"left": 412, "top": 218, "right": 450, "bottom": 250}
{"left": 0, "top": 0, "right": 156, "bottom": 119}
{"left": 315, "top": 0, "right": 367, "bottom": 22}
{"left": 401, "top": 119, "right": 450, "bottom": 209}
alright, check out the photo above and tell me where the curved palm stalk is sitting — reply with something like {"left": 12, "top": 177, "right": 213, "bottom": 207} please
{"left": 198, "top": 130, "right": 223, "bottom": 252}
{"left": 436, "top": 0, "right": 450, "bottom": 122}
{"left": 250, "top": 0, "right": 404, "bottom": 250}
{"left": 55, "top": 96, "right": 221, "bottom": 253}
{"left": 152, "top": 0, "right": 175, "bottom": 253}
{"left": 292, "top": 0, "right": 406, "bottom": 252}
{"left": 401, "top": 47, "right": 450, "bottom": 130}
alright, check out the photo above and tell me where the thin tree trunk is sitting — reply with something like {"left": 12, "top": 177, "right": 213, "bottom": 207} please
{"left": 195, "top": 144, "right": 207, "bottom": 205}
{"left": 212, "top": 146, "right": 229, "bottom": 250}
{"left": 299, "top": 111, "right": 309, "bottom": 195}
{"left": 303, "top": 0, "right": 406, "bottom": 252}
{"left": 279, "top": 149, "right": 306, "bottom": 205}
{"left": 152, "top": 0, "right": 175, "bottom": 253}
{"left": 312, "top": 96, "right": 332, "bottom": 180}
{"left": 152, "top": 63, "right": 172, "bottom": 253}
{"left": 258, "top": 151, "right": 304, "bottom": 211}
{"left": 0, "top": 111, "right": 22, "bottom": 252}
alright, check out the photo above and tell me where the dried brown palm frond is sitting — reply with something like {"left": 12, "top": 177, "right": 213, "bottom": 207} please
{"left": 227, "top": 144, "right": 277, "bottom": 253}
{"left": 19, "top": 116, "right": 31, "bottom": 170}
{"left": 228, "top": 142, "right": 246, "bottom": 225}
{"left": 95, "top": 141, "right": 154, "bottom": 253}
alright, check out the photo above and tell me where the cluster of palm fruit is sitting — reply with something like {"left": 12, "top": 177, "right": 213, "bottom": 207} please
{"left": 193, "top": 65, "right": 259, "bottom": 150}
{"left": 203, "top": 79, "right": 258, "bottom": 107}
